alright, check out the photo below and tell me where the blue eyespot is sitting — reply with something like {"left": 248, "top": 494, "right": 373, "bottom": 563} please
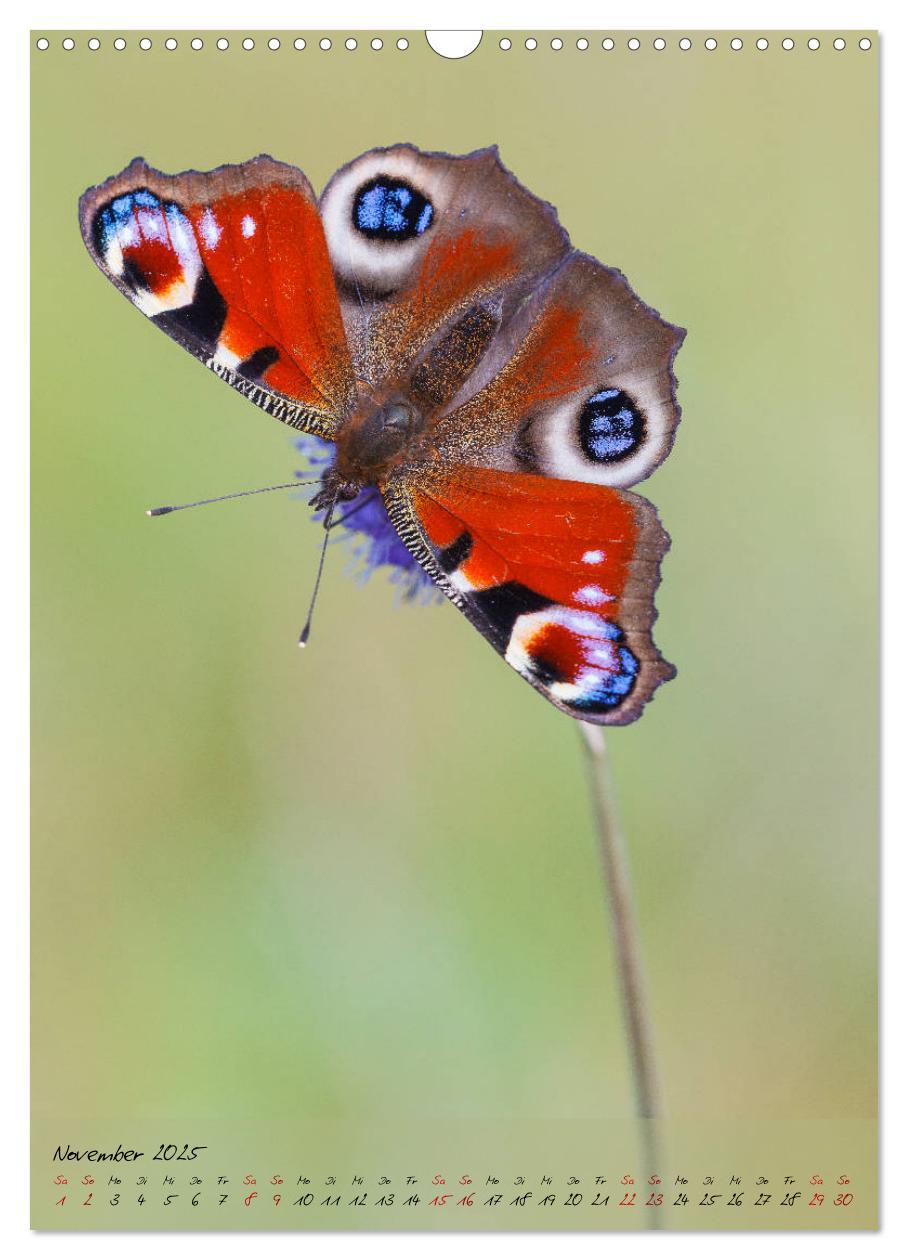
{"left": 576, "top": 634, "right": 639, "bottom": 712}
{"left": 112, "top": 189, "right": 159, "bottom": 214}
{"left": 578, "top": 388, "right": 644, "bottom": 463}
{"left": 93, "top": 189, "right": 162, "bottom": 253}
{"left": 352, "top": 178, "right": 434, "bottom": 241}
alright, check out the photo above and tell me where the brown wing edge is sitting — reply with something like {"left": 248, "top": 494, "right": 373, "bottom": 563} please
{"left": 584, "top": 254, "right": 687, "bottom": 487}
{"left": 602, "top": 492, "right": 677, "bottom": 726}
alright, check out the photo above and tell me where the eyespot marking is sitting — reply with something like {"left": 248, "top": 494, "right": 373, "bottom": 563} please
{"left": 505, "top": 608, "right": 640, "bottom": 713}
{"left": 579, "top": 388, "right": 644, "bottom": 463}
{"left": 352, "top": 178, "right": 434, "bottom": 241}
{"left": 92, "top": 189, "right": 161, "bottom": 258}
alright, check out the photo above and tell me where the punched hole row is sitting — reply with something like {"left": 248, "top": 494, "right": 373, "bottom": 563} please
{"left": 501, "top": 35, "right": 872, "bottom": 52}
{"left": 36, "top": 35, "right": 411, "bottom": 52}
{"left": 36, "top": 34, "right": 876, "bottom": 53}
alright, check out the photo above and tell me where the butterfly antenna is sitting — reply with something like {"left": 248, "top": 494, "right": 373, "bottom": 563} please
{"left": 299, "top": 497, "right": 337, "bottom": 648}
{"left": 147, "top": 479, "right": 320, "bottom": 517}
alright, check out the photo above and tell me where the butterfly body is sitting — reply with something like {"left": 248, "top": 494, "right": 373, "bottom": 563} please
{"left": 80, "top": 145, "right": 684, "bottom": 724}
{"left": 335, "top": 394, "right": 427, "bottom": 484}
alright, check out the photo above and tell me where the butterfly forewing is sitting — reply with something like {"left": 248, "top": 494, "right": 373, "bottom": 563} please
{"left": 79, "top": 156, "right": 354, "bottom": 438}
{"left": 432, "top": 252, "right": 684, "bottom": 489}
{"left": 318, "top": 144, "right": 571, "bottom": 393}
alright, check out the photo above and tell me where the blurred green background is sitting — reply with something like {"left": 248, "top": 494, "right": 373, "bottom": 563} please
{"left": 31, "top": 30, "right": 877, "bottom": 1227}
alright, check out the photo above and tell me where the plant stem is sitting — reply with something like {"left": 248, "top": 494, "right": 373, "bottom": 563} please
{"left": 579, "top": 722, "right": 665, "bottom": 1213}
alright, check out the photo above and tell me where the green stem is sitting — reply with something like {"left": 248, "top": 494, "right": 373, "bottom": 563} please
{"left": 580, "top": 722, "right": 665, "bottom": 1215}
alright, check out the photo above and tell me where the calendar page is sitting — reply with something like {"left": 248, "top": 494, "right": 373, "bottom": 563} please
{"left": 30, "top": 27, "right": 878, "bottom": 1232}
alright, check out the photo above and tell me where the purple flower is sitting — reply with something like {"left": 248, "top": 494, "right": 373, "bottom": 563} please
{"left": 294, "top": 436, "right": 439, "bottom": 602}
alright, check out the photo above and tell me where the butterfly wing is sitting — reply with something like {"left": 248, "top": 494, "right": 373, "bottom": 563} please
{"left": 385, "top": 465, "right": 673, "bottom": 725}
{"left": 79, "top": 156, "right": 355, "bottom": 439}
{"left": 318, "top": 144, "right": 570, "bottom": 402}
{"left": 433, "top": 250, "right": 684, "bottom": 487}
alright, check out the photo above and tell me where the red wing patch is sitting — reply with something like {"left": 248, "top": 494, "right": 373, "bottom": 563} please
{"left": 388, "top": 464, "right": 675, "bottom": 724}
{"left": 79, "top": 156, "right": 355, "bottom": 436}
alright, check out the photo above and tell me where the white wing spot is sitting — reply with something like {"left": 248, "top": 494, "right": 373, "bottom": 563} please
{"left": 137, "top": 208, "right": 164, "bottom": 240}
{"left": 582, "top": 549, "right": 605, "bottom": 564}
{"left": 213, "top": 343, "right": 241, "bottom": 370}
{"left": 199, "top": 208, "right": 222, "bottom": 248}
{"left": 575, "top": 584, "right": 613, "bottom": 607}
{"left": 241, "top": 214, "right": 257, "bottom": 238}
{"left": 450, "top": 569, "right": 476, "bottom": 594}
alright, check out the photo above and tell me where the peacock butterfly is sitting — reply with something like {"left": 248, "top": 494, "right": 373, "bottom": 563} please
{"left": 79, "top": 145, "right": 684, "bottom": 724}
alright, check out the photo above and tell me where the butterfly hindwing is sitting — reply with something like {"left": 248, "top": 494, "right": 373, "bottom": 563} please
{"left": 79, "top": 156, "right": 355, "bottom": 438}
{"left": 384, "top": 465, "right": 675, "bottom": 725}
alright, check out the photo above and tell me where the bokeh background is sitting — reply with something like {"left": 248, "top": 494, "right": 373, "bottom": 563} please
{"left": 31, "top": 31, "right": 877, "bottom": 1229}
